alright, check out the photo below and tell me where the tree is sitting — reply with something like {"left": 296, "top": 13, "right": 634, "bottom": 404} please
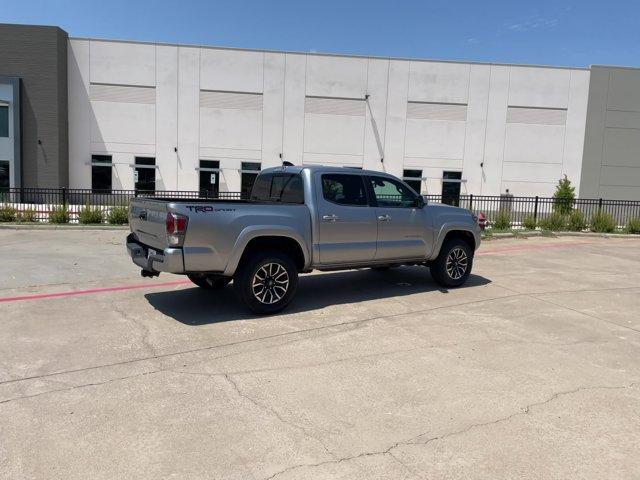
{"left": 553, "top": 175, "right": 575, "bottom": 215}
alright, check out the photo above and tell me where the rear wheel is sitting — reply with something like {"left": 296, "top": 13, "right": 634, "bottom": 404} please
{"left": 430, "top": 238, "right": 473, "bottom": 287}
{"left": 234, "top": 250, "right": 298, "bottom": 315}
{"left": 188, "top": 274, "right": 231, "bottom": 290}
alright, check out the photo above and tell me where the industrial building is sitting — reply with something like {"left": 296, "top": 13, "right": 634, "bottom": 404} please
{"left": 1, "top": 23, "right": 640, "bottom": 200}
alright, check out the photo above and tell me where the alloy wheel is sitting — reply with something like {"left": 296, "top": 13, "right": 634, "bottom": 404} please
{"left": 445, "top": 247, "right": 468, "bottom": 280}
{"left": 252, "top": 262, "right": 290, "bottom": 304}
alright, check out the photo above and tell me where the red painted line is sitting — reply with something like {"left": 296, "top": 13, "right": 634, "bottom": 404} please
{"left": 0, "top": 280, "right": 191, "bottom": 304}
{"left": 478, "top": 240, "right": 594, "bottom": 256}
{"left": 0, "top": 241, "right": 595, "bottom": 304}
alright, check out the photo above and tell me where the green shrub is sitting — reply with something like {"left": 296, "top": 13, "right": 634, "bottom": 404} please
{"left": 553, "top": 175, "right": 576, "bottom": 215}
{"left": 538, "top": 212, "right": 566, "bottom": 231}
{"left": 566, "top": 209, "right": 587, "bottom": 232}
{"left": 522, "top": 215, "right": 537, "bottom": 230}
{"left": 626, "top": 218, "right": 640, "bottom": 234}
{"left": 16, "top": 209, "right": 37, "bottom": 222}
{"left": 0, "top": 204, "right": 16, "bottom": 222}
{"left": 492, "top": 209, "right": 511, "bottom": 231}
{"left": 78, "top": 205, "right": 104, "bottom": 224}
{"left": 590, "top": 210, "right": 616, "bottom": 233}
{"left": 107, "top": 206, "right": 129, "bottom": 225}
{"left": 49, "top": 205, "right": 70, "bottom": 224}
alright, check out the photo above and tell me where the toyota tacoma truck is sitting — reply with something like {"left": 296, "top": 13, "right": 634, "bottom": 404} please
{"left": 127, "top": 165, "right": 481, "bottom": 314}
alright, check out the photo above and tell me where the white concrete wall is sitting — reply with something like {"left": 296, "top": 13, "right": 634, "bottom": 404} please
{"left": 68, "top": 38, "right": 591, "bottom": 196}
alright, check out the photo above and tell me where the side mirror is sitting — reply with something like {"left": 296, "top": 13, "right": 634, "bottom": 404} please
{"left": 414, "top": 195, "right": 425, "bottom": 208}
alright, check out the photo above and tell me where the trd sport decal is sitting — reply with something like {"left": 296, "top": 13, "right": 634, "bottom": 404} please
{"left": 185, "top": 206, "right": 236, "bottom": 213}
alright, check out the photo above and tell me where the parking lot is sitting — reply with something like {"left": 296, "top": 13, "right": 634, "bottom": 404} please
{"left": 1, "top": 228, "right": 639, "bottom": 479}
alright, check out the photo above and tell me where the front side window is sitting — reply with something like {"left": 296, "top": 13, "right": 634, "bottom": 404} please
{"left": 91, "top": 155, "right": 112, "bottom": 192}
{"left": 321, "top": 174, "right": 368, "bottom": 206}
{"left": 369, "top": 176, "right": 417, "bottom": 208}
{"left": 0, "top": 105, "right": 8, "bottom": 138}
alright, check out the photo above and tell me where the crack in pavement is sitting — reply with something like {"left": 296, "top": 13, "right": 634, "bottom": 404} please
{"left": 5, "top": 281, "right": 640, "bottom": 389}
{"left": 0, "top": 291, "right": 524, "bottom": 387}
{"left": 0, "top": 369, "right": 165, "bottom": 406}
{"left": 262, "top": 381, "right": 640, "bottom": 480}
{"left": 111, "top": 303, "right": 160, "bottom": 359}
{"left": 221, "top": 373, "right": 337, "bottom": 460}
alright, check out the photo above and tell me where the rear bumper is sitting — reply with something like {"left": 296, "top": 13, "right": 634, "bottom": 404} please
{"left": 126, "top": 233, "right": 185, "bottom": 273}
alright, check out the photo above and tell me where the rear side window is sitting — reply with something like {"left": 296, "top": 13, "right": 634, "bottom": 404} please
{"left": 250, "top": 173, "right": 304, "bottom": 204}
{"left": 321, "top": 174, "right": 368, "bottom": 206}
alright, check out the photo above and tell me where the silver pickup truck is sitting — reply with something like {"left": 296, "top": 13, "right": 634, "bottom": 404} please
{"left": 127, "top": 165, "right": 481, "bottom": 314}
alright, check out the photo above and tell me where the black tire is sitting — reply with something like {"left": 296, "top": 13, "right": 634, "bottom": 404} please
{"left": 430, "top": 238, "right": 473, "bottom": 287}
{"left": 234, "top": 250, "right": 298, "bottom": 315}
{"left": 188, "top": 274, "right": 231, "bottom": 290}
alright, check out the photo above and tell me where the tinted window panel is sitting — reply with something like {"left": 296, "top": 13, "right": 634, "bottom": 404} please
{"left": 91, "top": 155, "right": 112, "bottom": 192}
{"left": 250, "top": 174, "right": 272, "bottom": 201}
{"left": 279, "top": 175, "right": 304, "bottom": 204}
{"left": 0, "top": 161, "right": 9, "bottom": 189}
{"left": 370, "top": 176, "right": 416, "bottom": 208}
{"left": 250, "top": 173, "right": 304, "bottom": 204}
{"left": 322, "top": 174, "right": 368, "bottom": 206}
{"left": 0, "top": 106, "right": 8, "bottom": 138}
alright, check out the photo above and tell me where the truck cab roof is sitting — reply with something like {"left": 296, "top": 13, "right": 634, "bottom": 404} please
{"left": 260, "top": 164, "right": 399, "bottom": 179}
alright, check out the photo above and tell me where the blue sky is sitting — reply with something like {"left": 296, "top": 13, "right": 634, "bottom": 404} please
{"left": 2, "top": 0, "right": 639, "bottom": 67}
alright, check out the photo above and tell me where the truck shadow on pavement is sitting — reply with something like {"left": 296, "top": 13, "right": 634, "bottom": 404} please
{"left": 144, "top": 266, "right": 491, "bottom": 325}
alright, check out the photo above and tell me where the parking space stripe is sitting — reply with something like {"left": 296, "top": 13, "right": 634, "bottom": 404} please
{"left": 0, "top": 280, "right": 191, "bottom": 304}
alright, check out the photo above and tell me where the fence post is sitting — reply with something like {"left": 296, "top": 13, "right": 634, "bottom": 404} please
{"left": 469, "top": 194, "right": 473, "bottom": 211}
{"left": 533, "top": 196, "right": 539, "bottom": 221}
{"left": 61, "top": 187, "right": 67, "bottom": 206}
{"left": 598, "top": 198, "right": 603, "bottom": 210}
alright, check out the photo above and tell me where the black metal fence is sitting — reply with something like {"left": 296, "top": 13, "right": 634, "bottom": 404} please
{"left": 0, "top": 188, "right": 243, "bottom": 222}
{"left": 1, "top": 188, "right": 640, "bottom": 226}
{"left": 424, "top": 194, "right": 640, "bottom": 228}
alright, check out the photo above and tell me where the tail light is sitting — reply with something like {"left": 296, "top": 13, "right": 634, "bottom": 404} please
{"left": 166, "top": 212, "right": 188, "bottom": 246}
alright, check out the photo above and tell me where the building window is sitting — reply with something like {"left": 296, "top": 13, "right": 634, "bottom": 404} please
{"left": 0, "top": 105, "right": 8, "bottom": 138}
{"left": 403, "top": 169, "right": 422, "bottom": 194}
{"left": 199, "top": 160, "right": 220, "bottom": 197}
{"left": 0, "top": 161, "right": 9, "bottom": 190}
{"left": 241, "top": 162, "right": 261, "bottom": 199}
{"left": 91, "top": 155, "right": 112, "bottom": 192}
{"left": 134, "top": 157, "right": 156, "bottom": 192}
{"left": 442, "top": 171, "right": 462, "bottom": 206}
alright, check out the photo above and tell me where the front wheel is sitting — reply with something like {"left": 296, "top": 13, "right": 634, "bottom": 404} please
{"left": 430, "top": 239, "right": 473, "bottom": 287}
{"left": 188, "top": 274, "right": 231, "bottom": 290}
{"left": 234, "top": 250, "right": 299, "bottom": 315}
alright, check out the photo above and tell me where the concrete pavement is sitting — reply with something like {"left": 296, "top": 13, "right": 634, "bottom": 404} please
{"left": 1, "top": 230, "right": 639, "bottom": 479}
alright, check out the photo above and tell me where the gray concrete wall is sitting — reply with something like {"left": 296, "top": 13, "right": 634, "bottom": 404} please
{"left": 580, "top": 66, "right": 640, "bottom": 200}
{"left": 0, "top": 24, "right": 68, "bottom": 188}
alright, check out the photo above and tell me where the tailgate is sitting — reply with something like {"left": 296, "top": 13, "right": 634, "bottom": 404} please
{"left": 129, "top": 198, "right": 169, "bottom": 250}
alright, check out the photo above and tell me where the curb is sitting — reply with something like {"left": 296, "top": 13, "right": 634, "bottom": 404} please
{"left": 0, "top": 224, "right": 130, "bottom": 231}
{"left": 482, "top": 230, "right": 640, "bottom": 240}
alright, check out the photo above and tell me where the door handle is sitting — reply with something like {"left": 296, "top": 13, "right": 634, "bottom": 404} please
{"left": 378, "top": 214, "right": 391, "bottom": 222}
{"left": 323, "top": 214, "right": 339, "bottom": 222}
